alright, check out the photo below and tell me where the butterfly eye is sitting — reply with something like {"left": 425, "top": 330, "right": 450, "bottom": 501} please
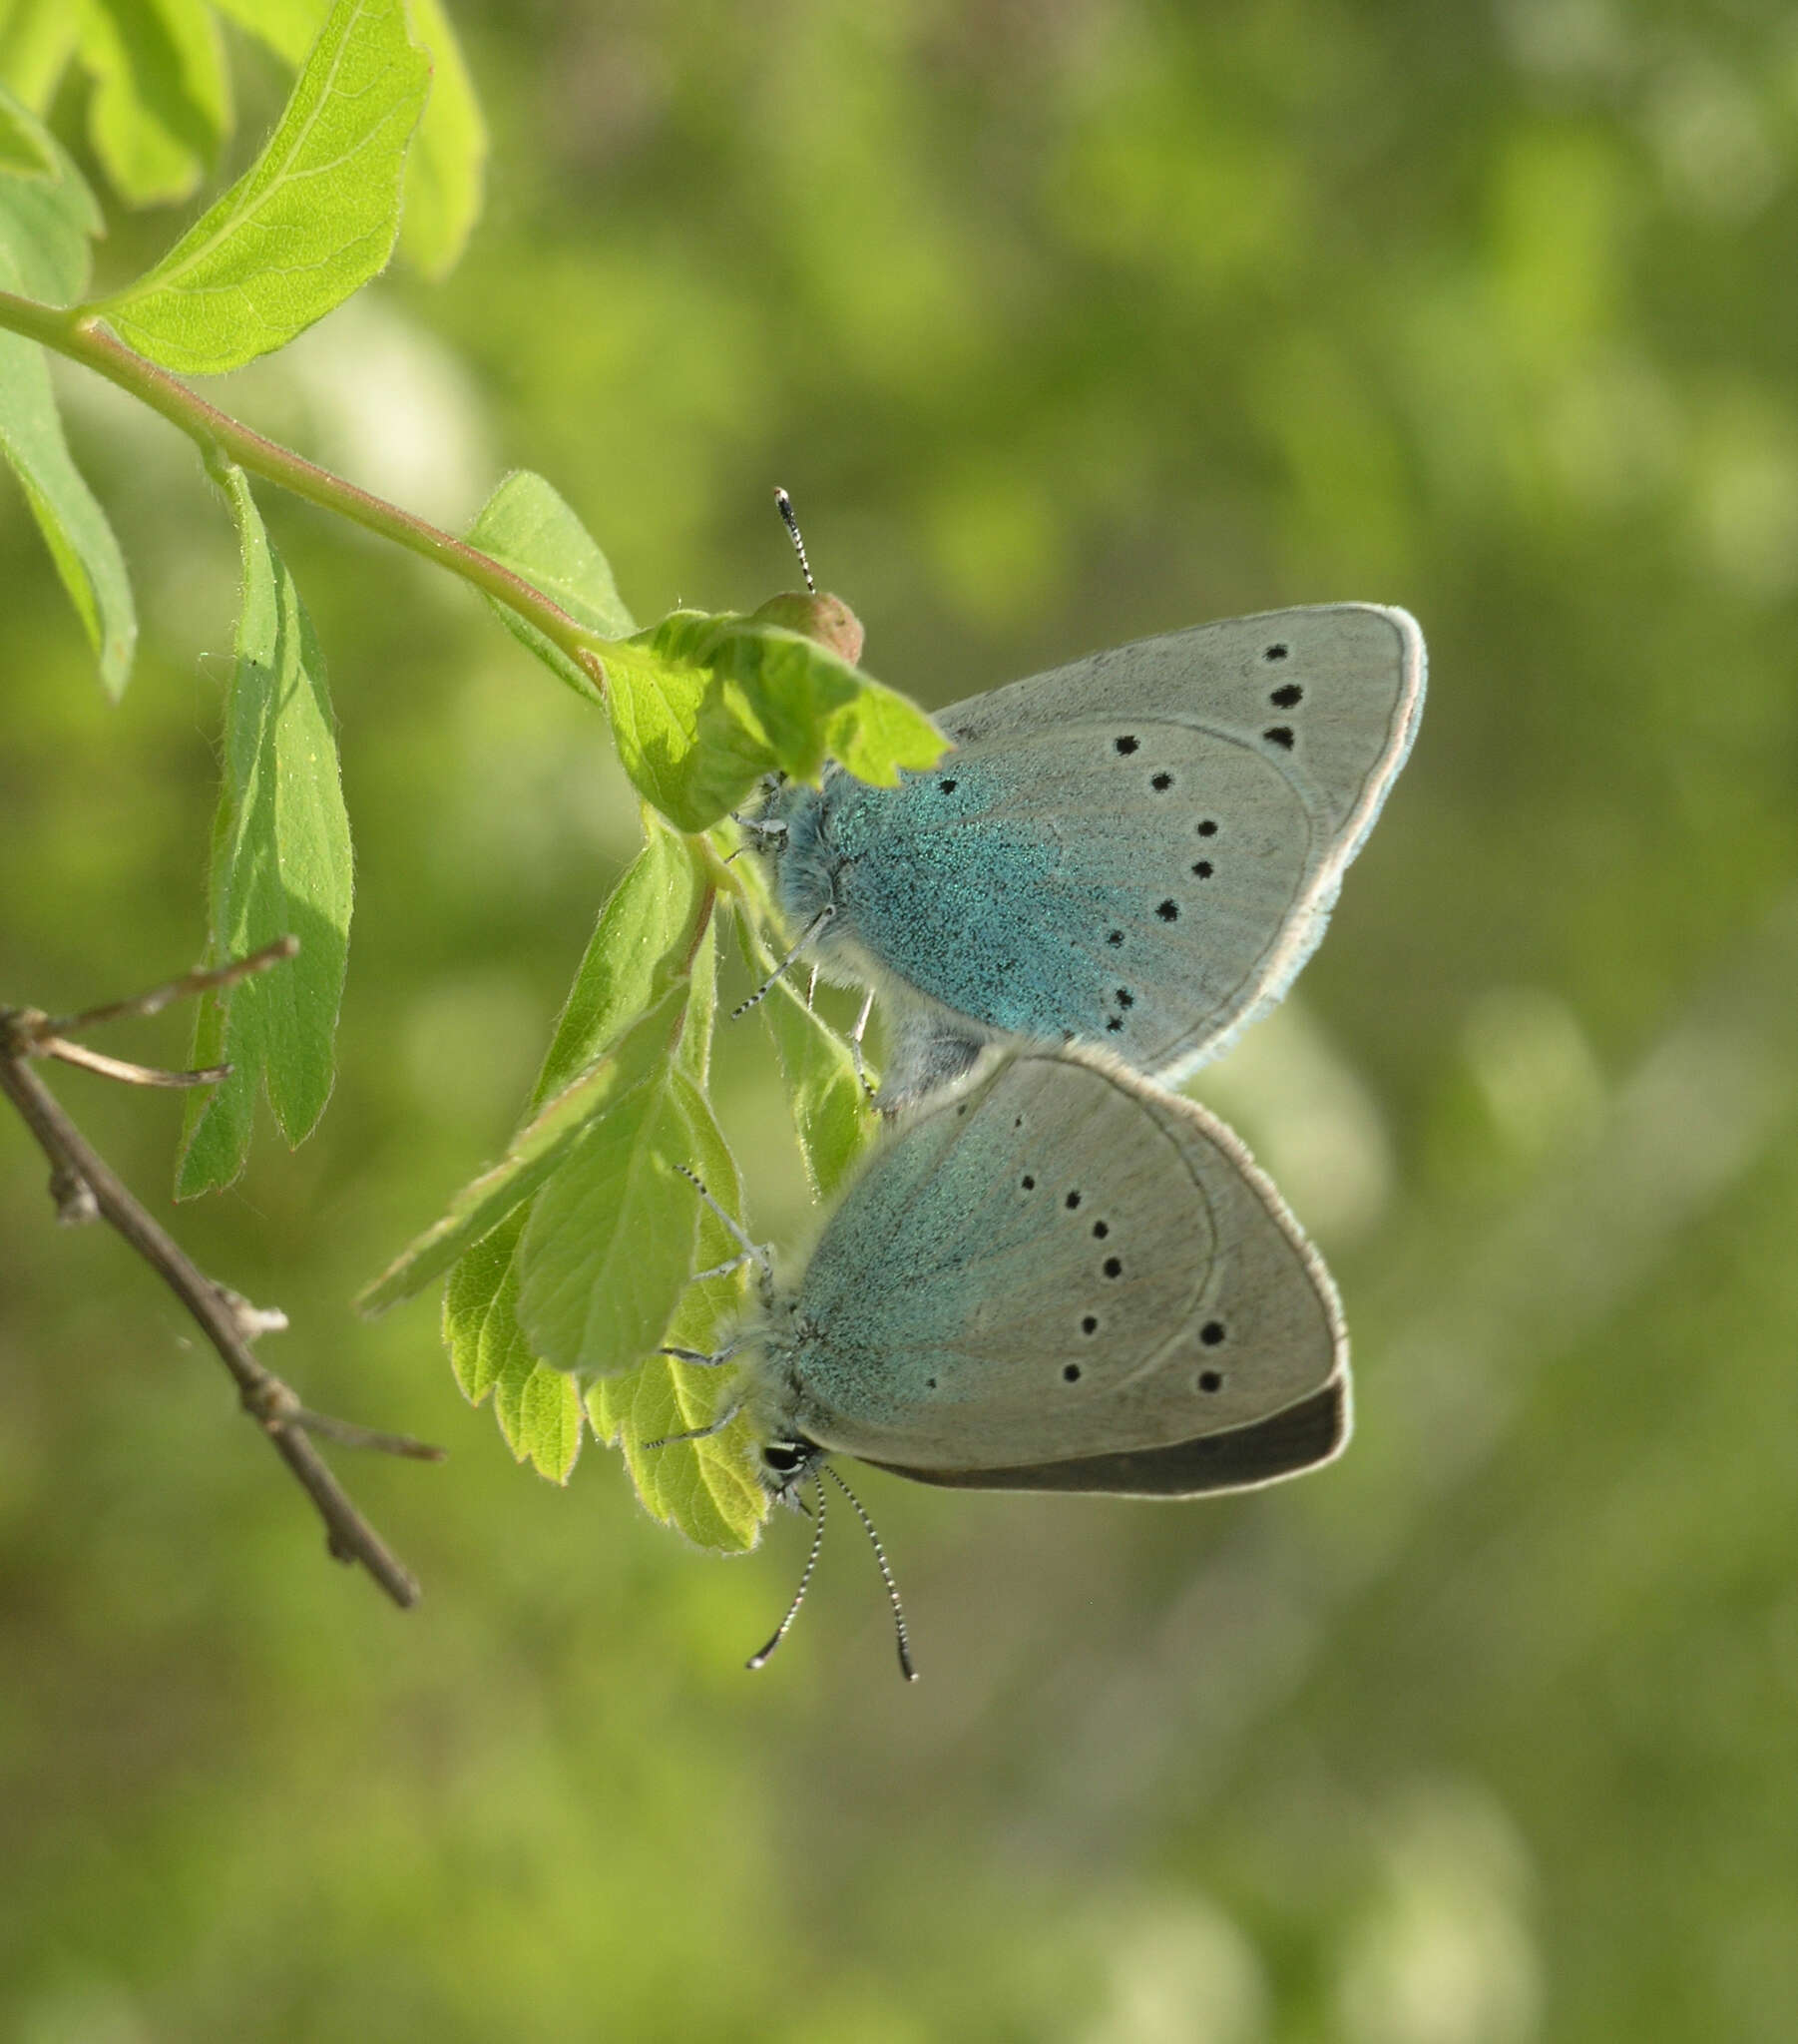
{"left": 762, "top": 1443, "right": 804, "bottom": 1475}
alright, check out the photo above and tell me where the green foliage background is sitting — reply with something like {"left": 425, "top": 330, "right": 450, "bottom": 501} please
{"left": 4, "top": 1, "right": 1797, "bottom": 2037}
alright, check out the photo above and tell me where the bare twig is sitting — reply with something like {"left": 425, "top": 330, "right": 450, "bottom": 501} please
{"left": 1, "top": 948, "right": 443, "bottom": 1609}
{"left": 32, "top": 1039, "right": 231, "bottom": 1089}
{"left": 45, "top": 933, "right": 300, "bottom": 1035}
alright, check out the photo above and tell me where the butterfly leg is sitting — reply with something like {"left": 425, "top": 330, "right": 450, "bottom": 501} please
{"left": 659, "top": 1339, "right": 746, "bottom": 1368}
{"left": 644, "top": 1397, "right": 744, "bottom": 1450}
{"left": 674, "top": 1164, "right": 773, "bottom": 1287}
{"left": 848, "top": 987, "right": 876, "bottom": 1098}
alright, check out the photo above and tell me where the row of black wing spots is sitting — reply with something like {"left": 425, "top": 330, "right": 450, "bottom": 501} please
{"left": 1259, "top": 647, "right": 1304, "bottom": 747}
{"left": 1007, "top": 1166, "right": 1123, "bottom": 1356}
{"left": 1197, "top": 1315, "right": 1227, "bottom": 1393}
{"left": 1192, "top": 813, "right": 1217, "bottom": 881}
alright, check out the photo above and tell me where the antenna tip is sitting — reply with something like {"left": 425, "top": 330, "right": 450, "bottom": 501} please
{"left": 773, "top": 485, "right": 792, "bottom": 512}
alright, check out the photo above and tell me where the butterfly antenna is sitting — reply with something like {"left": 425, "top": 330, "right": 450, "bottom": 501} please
{"left": 773, "top": 486, "right": 815, "bottom": 593}
{"left": 747, "top": 1468, "right": 828, "bottom": 1671}
{"left": 732, "top": 902, "right": 835, "bottom": 1017}
{"left": 825, "top": 1463, "right": 917, "bottom": 1682}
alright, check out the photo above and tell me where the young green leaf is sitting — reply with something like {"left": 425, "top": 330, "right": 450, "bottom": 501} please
{"left": 515, "top": 1071, "right": 697, "bottom": 1378}
{"left": 74, "top": 0, "right": 230, "bottom": 208}
{"left": 465, "top": 469, "right": 635, "bottom": 704}
{"left": 443, "top": 1205, "right": 529, "bottom": 1405}
{"left": 588, "top": 1355, "right": 763, "bottom": 1553}
{"left": 497, "top": 1354, "right": 585, "bottom": 1484}
{"left": 677, "top": 915, "right": 717, "bottom": 1086}
{"left": 0, "top": 84, "right": 134, "bottom": 697}
{"left": 0, "top": 1, "right": 80, "bottom": 116}
{"left": 436, "top": 994, "right": 761, "bottom": 1541}
{"left": 176, "top": 467, "right": 352, "bottom": 1197}
{"left": 0, "top": 83, "right": 100, "bottom": 299}
{"left": 88, "top": 0, "right": 429, "bottom": 372}
{"left": 397, "top": 0, "right": 486, "bottom": 279}
{"left": 442, "top": 1209, "right": 582, "bottom": 1482}
{"left": 600, "top": 625, "right": 773, "bottom": 833}
{"left": 205, "top": 0, "right": 323, "bottom": 66}
{"left": 603, "top": 608, "right": 943, "bottom": 832}
{"left": 531, "top": 820, "right": 705, "bottom": 1107}
{"left": 357, "top": 978, "right": 688, "bottom": 1315}
{"left": 587, "top": 1071, "right": 764, "bottom": 1552}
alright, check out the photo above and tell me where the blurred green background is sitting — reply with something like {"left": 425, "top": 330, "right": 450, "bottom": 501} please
{"left": 5, "top": 1, "right": 1798, "bottom": 2038}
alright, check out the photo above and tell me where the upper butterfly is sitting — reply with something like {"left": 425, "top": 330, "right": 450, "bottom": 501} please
{"left": 753, "top": 605, "right": 1426, "bottom": 1108}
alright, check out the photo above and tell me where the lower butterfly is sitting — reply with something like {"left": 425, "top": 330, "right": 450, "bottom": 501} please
{"left": 659, "top": 1046, "right": 1347, "bottom": 1677}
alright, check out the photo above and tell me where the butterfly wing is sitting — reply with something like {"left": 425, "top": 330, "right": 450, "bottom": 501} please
{"left": 783, "top": 1051, "right": 1346, "bottom": 1484}
{"left": 941, "top": 604, "right": 1424, "bottom": 847}
{"left": 802, "top": 604, "right": 1423, "bottom": 1099}
{"left": 867, "top": 1378, "right": 1350, "bottom": 1497}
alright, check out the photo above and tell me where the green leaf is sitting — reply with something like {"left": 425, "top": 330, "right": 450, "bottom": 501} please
{"left": 740, "top": 914, "right": 875, "bottom": 1204}
{"left": 74, "top": 0, "right": 230, "bottom": 208}
{"left": 397, "top": 0, "right": 485, "bottom": 279}
{"left": 499, "top": 1353, "right": 585, "bottom": 1484}
{"left": 464, "top": 469, "right": 634, "bottom": 705}
{"left": 603, "top": 608, "right": 943, "bottom": 832}
{"left": 356, "top": 979, "right": 685, "bottom": 1314}
{"left": 515, "top": 1070, "right": 696, "bottom": 1378}
{"left": 206, "top": 0, "right": 322, "bottom": 66}
{"left": 0, "top": 0, "right": 80, "bottom": 115}
{"left": 441, "top": 1205, "right": 584, "bottom": 1482}
{"left": 0, "top": 81, "right": 101, "bottom": 301}
{"left": 587, "top": 1070, "right": 765, "bottom": 1552}
{"left": 442, "top": 1204, "right": 528, "bottom": 1404}
{"left": 427, "top": 877, "right": 758, "bottom": 1541}
{"left": 0, "top": 90, "right": 134, "bottom": 697}
{"left": 532, "top": 821, "right": 705, "bottom": 1109}
{"left": 175, "top": 467, "right": 352, "bottom": 1196}
{"left": 600, "top": 625, "right": 771, "bottom": 834}
{"left": 677, "top": 913, "right": 716, "bottom": 1087}
{"left": 89, "top": 0, "right": 429, "bottom": 372}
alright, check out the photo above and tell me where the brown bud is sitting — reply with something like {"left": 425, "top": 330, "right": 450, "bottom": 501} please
{"left": 751, "top": 591, "right": 865, "bottom": 668}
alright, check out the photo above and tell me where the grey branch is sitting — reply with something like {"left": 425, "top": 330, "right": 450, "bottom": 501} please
{"left": 1, "top": 943, "right": 442, "bottom": 1609}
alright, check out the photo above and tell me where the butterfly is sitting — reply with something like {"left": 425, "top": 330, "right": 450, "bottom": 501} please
{"left": 662, "top": 1046, "right": 1347, "bottom": 1676}
{"left": 750, "top": 605, "right": 1425, "bottom": 1108}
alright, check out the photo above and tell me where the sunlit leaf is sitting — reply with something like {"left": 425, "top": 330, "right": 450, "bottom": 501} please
{"left": 604, "top": 607, "right": 942, "bottom": 832}
{"left": 206, "top": 0, "right": 320, "bottom": 65}
{"left": 175, "top": 466, "right": 351, "bottom": 1196}
{"left": 75, "top": 0, "right": 230, "bottom": 208}
{"left": 443, "top": 1205, "right": 528, "bottom": 1404}
{"left": 531, "top": 819, "right": 706, "bottom": 1108}
{"left": 0, "top": 88, "right": 134, "bottom": 697}
{"left": 0, "top": 0, "right": 80, "bottom": 115}
{"left": 588, "top": 1069, "right": 764, "bottom": 1551}
{"left": 464, "top": 468, "right": 634, "bottom": 704}
{"left": 498, "top": 1352, "right": 585, "bottom": 1484}
{"left": 90, "top": 0, "right": 428, "bottom": 371}
{"left": 397, "top": 0, "right": 486, "bottom": 279}
{"left": 357, "top": 980, "right": 685, "bottom": 1314}
{"left": 515, "top": 1070, "right": 696, "bottom": 1377}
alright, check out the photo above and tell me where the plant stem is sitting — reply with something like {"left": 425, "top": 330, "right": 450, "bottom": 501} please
{"left": 0, "top": 287, "right": 608, "bottom": 697}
